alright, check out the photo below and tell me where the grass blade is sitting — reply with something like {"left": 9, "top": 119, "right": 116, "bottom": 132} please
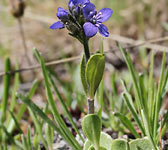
{"left": 119, "top": 44, "right": 143, "bottom": 112}
{"left": 148, "top": 52, "right": 155, "bottom": 133}
{"left": 9, "top": 111, "right": 23, "bottom": 134}
{"left": 141, "top": 110, "right": 158, "bottom": 150}
{"left": 34, "top": 49, "right": 82, "bottom": 150}
{"left": 121, "top": 80, "right": 145, "bottom": 136}
{"left": 1, "top": 57, "right": 11, "bottom": 123}
{"left": 153, "top": 52, "right": 166, "bottom": 140}
{"left": 18, "top": 94, "right": 61, "bottom": 135}
{"left": 10, "top": 63, "right": 20, "bottom": 111}
{"left": 114, "top": 112, "right": 140, "bottom": 138}
{"left": 122, "top": 92, "right": 145, "bottom": 136}
{"left": 27, "top": 127, "right": 32, "bottom": 150}
{"left": 48, "top": 72, "right": 85, "bottom": 143}
{"left": 6, "top": 64, "right": 20, "bottom": 130}
{"left": 0, "top": 125, "right": 23, "bottom": 150}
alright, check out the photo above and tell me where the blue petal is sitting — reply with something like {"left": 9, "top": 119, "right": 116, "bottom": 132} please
{"left": 50, "top": 21, "right": 65, "bottom": 30}
{"left": 98, "top": 24, "right": 109, "bottom": 37}
{"left": 76, "top": 0, "right": 90, "bottom": 5}
{"left": 57, "top": 7, "right": 69, "bottom": 20}
{"left": 68, "top": 0, "right": 75, "bottom": 8}
{"left": 82, "top": 2, "right": 97, "bottom": 20}
{"left": 68, "top": 0, "right": 89, "bottom": 8}
{"left": 96, "top": 8, "right": 113, "bottom": 23}
{"left": 83, "top": 22, "right": 97, "bottom": 37}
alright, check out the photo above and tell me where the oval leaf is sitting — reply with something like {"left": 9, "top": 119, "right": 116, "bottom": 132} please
{"left": 129, "top": 137, "right": 153, "bottom": 150}
{"left": 100, "top": 132, "right": 113, "bottom": 150}
{"left": 86, "top": 53, "right": 105, "bottom": 99}
{"left": 84, "top": 140, "right": 92, "bottom": 150}
{"left": 82, "top": 114, "right": 101, "bottom": 149}
{"left": 89, "top": 146, "right": 96, "bottom": 150}
{"left": 111, "top": 139, "right": 128, "bottom": 150}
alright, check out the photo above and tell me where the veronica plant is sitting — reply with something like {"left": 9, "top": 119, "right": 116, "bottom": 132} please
{"left": 50, "top": 0, "right": 113, "bottom": 114}
{"left": 50, "top": 1, "right": 113, "bottom": 149}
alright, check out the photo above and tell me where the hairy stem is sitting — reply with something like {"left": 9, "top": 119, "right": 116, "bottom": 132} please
{"left": 82, "top": 36, "right": 94, "bottom": 114}
{"left": 88, "top": 98, "right": 94, "bottom": 114}
{"left": 83, "top": 37, "right": 90, "bottom": 63}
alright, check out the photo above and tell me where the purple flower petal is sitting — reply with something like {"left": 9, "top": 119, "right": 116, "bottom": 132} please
{"left": 57, "top": 7, "right": 68, "bottom": 20}
{"left": 77, "top": 0, "right": 90, "bottom": 4}
{"left": 96, "top": 8, "right": 113, "bottom": 23}
{"left": 68, "top": 0, "right": 75, "bottom": 8}
{"left": 82, "top": 2, "right": 97, "bottom": 20}
{"left": 83, "top": 22, "right": 97, "bottom": 37}
{"left": 98, "top": 24, "right": 109, "bottom": 37}
{"left": 68, "top": 0, "right": 89, "bottom": 8}
{"left": 50, "top": 21, "right": 65, "bottom": 30}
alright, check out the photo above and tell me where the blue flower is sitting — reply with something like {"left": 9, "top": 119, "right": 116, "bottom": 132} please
{"left": 50, "top": 0, "right": 89, "bottom": 30}
{"left": 68, "top": 0, "right": 90, "bottom": 9}
{"left": 50, "top": 7, "right": 69, "bottom": 30}
{"left": 82, "top": 2, "right": 113, "bottom": 37}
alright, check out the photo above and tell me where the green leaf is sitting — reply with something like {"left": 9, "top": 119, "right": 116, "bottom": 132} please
{"left": 84, "top": 140, "right": 92, "bottom": 150}
{"left": 114, "top": 112, "right": 140, "bottom": 138}
{"left": 27, "top": 127, "right": 32, "bottom": 150}
{"left": 6, "top": 64, "right": 20, "bottom": 131}
{"left": 34, "top": 49, "right": 82, "bottom": 150}
{"left": 119, "top": 44, "right": 143, "bottom": 114}
{"left": 86, "top": 53, "right": 105, "bottom": 99}
{"left": 21, "top": 134, "right": 28, "bottom": 150}
{"left": 129, "top": 137, "right": 153, "bottom": 150}
{"left": 18, "top": 94, "right": 61, "bottom": 134}
{"left": 28, "top": 104, "right": 48, "bottom": 149}
{"left": 82, "top": 114, "right": 101, "bottom": 149}
{"left": 7, "top": 80, "right": 38, "bottom": 133}
{"left": 121, "top": 80, "right": 145, "bottom": 136}
{"left": 48, "top": 72, "right": 84, "bottom": 143}
{"left": 0, "top": 125, "right": 23, "bottom": 150}
{"left": 99, "top": 132, "right": 113, "bottom": 150}
{"left": 88, "top": 145, "right": 107, "bottom": 150}
{"left": 139, "top": 74, "right": 147, "bottom": 113}
{"left": 97, "top": 76, "right": 104, "bottom": 118}
{"left": 10, "top": 63, "right": 19, "bottom": 111}
{"left": 45, "top": 124, "right": 54, "bottom": 150}
{"left": 8, "top": 111, "right": 23, "bottom": 134}
{"left": 84, "top": 132, "right": 112, "bottom": 150}
{"left": 162, "top": 111, "right": 168, "bottom": 130}
{"left": 99, "top": 147, "right": 107, "bottom": 150}
{"left": 88, "top": 146, "right": 96, "bottom": 150}
{"left": 80, "top": 54, "right": 88, "bottom": 94}
{"left": 1, "top": 57, "right": 11, "bottom": 123}
{"left": 148, "top": 52, "right": 155, "bottom": 132}
{"left": 141, "top": 110, "right": 157, "bottom": 150}
{"left": 111, "top": 139, "right": 128, "bottom": 150}
{"left": 153, "top": 52, "right": 166, "bottom": 140}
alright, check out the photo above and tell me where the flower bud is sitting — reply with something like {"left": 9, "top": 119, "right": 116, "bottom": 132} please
{"left": 10, "top": 0, "right": 25, "bottom": 18}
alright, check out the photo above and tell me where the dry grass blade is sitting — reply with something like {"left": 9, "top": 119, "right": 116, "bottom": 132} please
{"left": 108, "top": 34, "right": 168, "bottom": 52}
{"left": 0, "top": 56, "right": 81, "bottom": 77}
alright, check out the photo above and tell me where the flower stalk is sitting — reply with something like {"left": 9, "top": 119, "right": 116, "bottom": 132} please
{"left": 82, "top": 36, "right": 94, "bottom": 114}
{"left": 83, "top": 36, "right": 90, "bottom": 63}
{"left": 87, "top": 98, "right": 94, "bottom": 114}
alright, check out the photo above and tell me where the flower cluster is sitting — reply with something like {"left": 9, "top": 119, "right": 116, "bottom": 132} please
{"left": 50, "top": 0, "right": 113, "bottom": 40}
